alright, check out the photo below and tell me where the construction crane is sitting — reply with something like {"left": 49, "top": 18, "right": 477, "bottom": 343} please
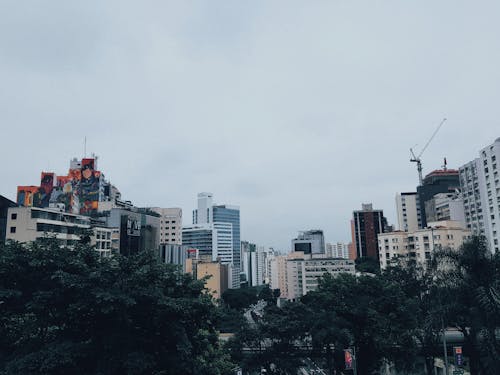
{"left": 410, "top": 118, "right": 447, "bottom": 185}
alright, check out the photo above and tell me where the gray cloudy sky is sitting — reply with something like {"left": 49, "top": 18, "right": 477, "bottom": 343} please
{"left": 1, "top": 1, "right": 500, "bottom": 251}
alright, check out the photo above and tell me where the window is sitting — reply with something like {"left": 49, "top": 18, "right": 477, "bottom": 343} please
{"left": 11, "top": 213, "right": 17, "bottom": 220}
{"left": 10, "top": 227, "right": 16, "bottom": 233}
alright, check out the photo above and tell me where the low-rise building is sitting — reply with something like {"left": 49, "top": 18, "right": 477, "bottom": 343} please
{"left": 378, "top": 221, "right": 471, "bottom": 269}
{"left": 186, "top": 255, "right": 230, "bottom": 300}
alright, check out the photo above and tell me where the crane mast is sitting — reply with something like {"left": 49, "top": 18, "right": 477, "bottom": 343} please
{"left": 410, "top": 118, "right": 447, "bottom": 185}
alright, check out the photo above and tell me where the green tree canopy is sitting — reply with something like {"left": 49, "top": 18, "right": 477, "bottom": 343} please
{"left": 0, "top": 240, "right": 234, "bottom": 375}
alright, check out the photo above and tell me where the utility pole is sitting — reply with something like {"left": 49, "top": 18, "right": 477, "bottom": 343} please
{"left": 441, "top": 317, "right": 449, "bottom": 375}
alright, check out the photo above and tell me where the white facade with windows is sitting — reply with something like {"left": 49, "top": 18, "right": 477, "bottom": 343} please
{"left": 285, "top": 256, "right": 355, "bottom": 301}
{"left": 5, "top": 206, "right": 115, "bottom": 256}
{"left": 326, "top": 242, "right": 350, "bottom": 258}
{"left": 151, "top": 207, "right": 182, "bottom": 245}
{"left": 378, "top": 221, "right": 471, "bottom": 269}
{"left": 395, "top": 192, "right": 421, "bottom": 232}
{"left": 459, "top": 138, "right": 500, "bottom": 252}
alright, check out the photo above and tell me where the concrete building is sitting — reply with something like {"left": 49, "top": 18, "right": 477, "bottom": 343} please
{"left": 158, "top": 244, "right": 197, "bottom": 272}
{"left": 6, "top": 206, "right": 92, "bottom": 246}
{"left": 425, "top": 193, "right": 465, "bottom": 227}
{"left": 326, "top": 242, "right": 350, "bottom": 259}
{"left": 291, "top": 230, "right": 325, "bottom": 254}
{"left": 0, "top": 195, "right": 17, "bottom": 244}
{"left": 5, "top": 206, "right": 114, "bottom": 257}
{"left": 285, "top": 254, "right": 355, "bottom": 301}
{"left": 191, "top": 193, "right": 241, "bottom": 289}
{"left": 186, "top": 256, "right": 229, "bottom": 300}
{"left": 101, "top": 207, "right": 160, "bottom": 256}
{"left": 417, "top": 169, "right": 460, "bottom": 228}
{"left": 395, "top": 192, "right": 421, "bottom": 232}
{"left": 241, "top": 241, "right": 266, "bottom": 287}
{"left": 459, "top": 138, "right": 500, "bottom": 252}
{"left": 378, "top": 221, "right": 471, "bottom": 270}
{"left": 352, "top": 203, "right": 388, "bottom": 259}
{"left": 150, "top": 207, "right": 182, "bottom": 245}
{"left": 269, "top": 255, "right": 288, "bottom": 299}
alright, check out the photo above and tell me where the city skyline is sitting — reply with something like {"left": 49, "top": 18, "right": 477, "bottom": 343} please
{"left": 2, "top": 1, "right": 500, "bottom": 251}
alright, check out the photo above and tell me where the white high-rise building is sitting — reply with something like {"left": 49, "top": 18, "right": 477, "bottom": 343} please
{"left": 395, "top": 192, "right": 421, "bottom": 232}
{"left": 188, "top": 193, "right": 241, "bottom": 288}
{"left": 459, "top": 138, "right": 500, "bottom": 252}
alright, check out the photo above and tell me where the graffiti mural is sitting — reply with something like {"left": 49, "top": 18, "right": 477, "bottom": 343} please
{"left": 16, "top": 158, "right": 104, "bottom": 215}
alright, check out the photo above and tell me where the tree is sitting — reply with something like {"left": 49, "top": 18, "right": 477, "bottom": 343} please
{"left": 0, "top": 239, "right": 234, "bottom": 375}
{"left": 432, "top": 236, "right": 500, "bottom": 375}
{"left": 355, "top": 256, "right": 380, "bottom": 274}
{"left": 221, "top": 287, "right": 259, "bottom": 310}
{"left": 302, "top": 273, "right": 418, "bottom": 375}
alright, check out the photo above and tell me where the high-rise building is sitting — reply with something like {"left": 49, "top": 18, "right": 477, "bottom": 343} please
{"left": 395, "top": 192, "right": 421, "bottom": 232}
{"left": 150, "top": 207, "right": 182, "bottom": 245}
{"left": 189, "top": 193, "right": 241, "bottom": 289}
{"left": 352, "top": 203, "right": 388, "bottom": 259}
{"left": 417, "top": 169, "right": 460, "bottom": 228}
{"left": 241, "top": 241, "right": 266, "bottom": 287}
{"left": 291, "top": 230, "right": 325, "bottom": 254}
{"left": 459, "top": 138, "right": 500, "bottom": 252}
{"left": 378, "top": 221, "right": 471, "bottom": 270}
{"left": 213, "top": 205, "right": 241, "bottom": 289}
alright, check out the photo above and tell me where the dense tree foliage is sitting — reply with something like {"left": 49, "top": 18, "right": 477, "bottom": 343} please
{"left": 0, "top": 240, "right": 234, "bottom": 375}
{"left": 228, "top": 237, "right": 500, "bottom": 375}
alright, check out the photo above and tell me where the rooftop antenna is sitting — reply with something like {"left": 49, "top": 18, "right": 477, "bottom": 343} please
{"left": 84, "top": 136, "right": 87, "bottom": 158}
{"left": 442, "top": 157, "right": 448, "bottom": 171}
{"left": 410, "top": 118, "right": 447, "bottom": 185}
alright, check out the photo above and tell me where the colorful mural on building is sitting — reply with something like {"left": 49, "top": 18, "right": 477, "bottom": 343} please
{"left": 16, "top": 158, "right": 103, "bottom": 215}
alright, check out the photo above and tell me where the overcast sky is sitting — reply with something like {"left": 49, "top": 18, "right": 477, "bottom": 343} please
{"left": 1, "top": 1, "right": 500, "bottom": 251}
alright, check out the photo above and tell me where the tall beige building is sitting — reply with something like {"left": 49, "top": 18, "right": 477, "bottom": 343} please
{"left": 378, "top": 220, "right": 471, "bottom": 269}
{"left": 150, "top": 207, "right": 182, "bottom": 245}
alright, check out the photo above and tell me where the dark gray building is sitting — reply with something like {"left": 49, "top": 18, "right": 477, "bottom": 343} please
{"left": 417, "top": 169, "right": 460, "bottom": 228}
{"left": 0, "top": 195, "right": 17, "bottom": 244}
{"left": 291, "top": 230, "right": 325, "bottom": 254}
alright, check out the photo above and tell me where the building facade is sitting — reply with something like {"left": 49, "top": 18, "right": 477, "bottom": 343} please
{"left": 190, "top": 193, "right": 241, "bottom": 289}
{"left": 291, "top": 230, "right": 325, "bottom": 254}
{"left": 378, "top": 221, "right": 471, "bottom": 269}
{"left": 459, "top": 138, "right": 500, "bottom": 252}
{"left": 352, "top": 203, "right": 388, "bottom": 259}
{"left": 417, "top": 169, "right": 460, "bottom": 228}
{"left": 150, "top": 207, "right": 182, "bottom": 245}
{"left": 285, "top": 255, "right": 355, "bottom": 301}
{"left": 395, "top": 192, "right": 421, "bottom": 232}
{"left": 326, "top": 242, "right": 350, "bottom": 259}
{"left": 424, "top": 193, "right": 465, "bottom": 227}
{"left": 0, "top": 195, "right": 17, "bottom": 244}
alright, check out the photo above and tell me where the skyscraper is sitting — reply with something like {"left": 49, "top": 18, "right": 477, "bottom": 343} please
{"left": 352, "top": 203, "right": 388, "bottom": 259}
{"left": 459, "top": 137, "right": 500, "bottom": 252}
{"left": 188, "top": 193, "right": 241, "bottom": 288}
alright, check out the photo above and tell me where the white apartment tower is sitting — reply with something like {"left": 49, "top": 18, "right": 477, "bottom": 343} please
{"left": 459, "top": 138, "right": 500, "bottom": 252}
{"left": 395, "top": 192, "right": 421, "bottom": 232}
